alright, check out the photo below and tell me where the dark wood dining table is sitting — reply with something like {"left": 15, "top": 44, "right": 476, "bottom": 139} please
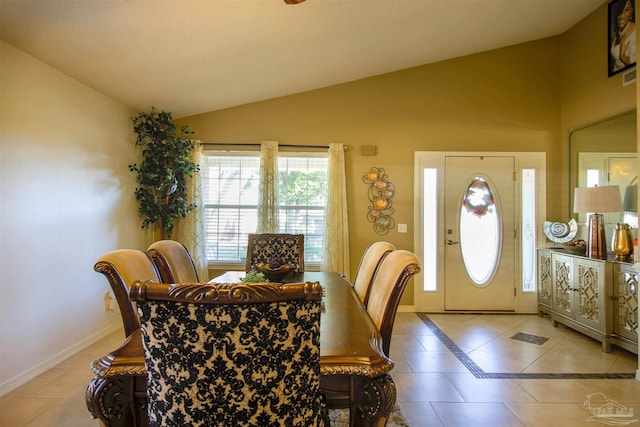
{"left": 86, "top": 271, "right": 397, "bottom": 427}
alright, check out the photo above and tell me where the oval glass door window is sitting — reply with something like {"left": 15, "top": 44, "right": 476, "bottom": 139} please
{"left": 459, "top": 176, "right": 501, "bottom": 286}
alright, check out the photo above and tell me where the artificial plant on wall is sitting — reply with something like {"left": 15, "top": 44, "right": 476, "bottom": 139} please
{"left": 129, "top": 107, "right": 200, "bottom": 238}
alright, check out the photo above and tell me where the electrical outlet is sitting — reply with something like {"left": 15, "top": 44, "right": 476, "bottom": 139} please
{"left": 398, "top": 223, "right": 408, "bottom": 233}
{"left": 104, "top": 291, "right": 115, "bottom": 312}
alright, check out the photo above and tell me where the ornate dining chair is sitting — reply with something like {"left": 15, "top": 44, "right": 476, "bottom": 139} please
{"left": 147, "top": 239, "right": 199, "bottom": 283}
{"left": 130, "top": 280, "right": 328, "bottom": 427}
{"left": 94, "top": 249, "right": 161, "bottom": 337}
{"left": 352, "top": 241, "right": 396, "bottom": 307}
{"left": 366, "top": 249, "right": 421, "bottom": 356}
{"left": 245, "top": 233, "right": 305, "bottom": 272}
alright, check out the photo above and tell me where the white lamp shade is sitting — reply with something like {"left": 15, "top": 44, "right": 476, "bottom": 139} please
{"left": 573, "top": 185, "right": 622, "bottom": 213}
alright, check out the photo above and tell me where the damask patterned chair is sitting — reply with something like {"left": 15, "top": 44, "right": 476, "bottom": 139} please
{"left": 352, "top": 241, "right": 396, "bottom": 307}
{"left": 366, "top": 249, "right": 421, "bottom": 356}
{"left": 245, "top": 233, "right": 305, "bottom": 272}
{"left": 94, "top": 249, "right": 161, "bottom": 337}
{"left": 129, "top": 280, "right": 328, "bottom": 427}
{"left": 147, "top": 239, "right": 199, "bottom": 283}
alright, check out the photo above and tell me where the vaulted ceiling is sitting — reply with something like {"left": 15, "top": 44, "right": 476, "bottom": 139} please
{"left": 0, "top": 0, "right": 606, "bottom": 118}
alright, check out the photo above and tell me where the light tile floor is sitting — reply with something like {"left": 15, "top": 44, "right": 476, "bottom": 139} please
{"left": 392, "top": 313, "right": 640, "bottom": 427}
{"left": 1, "top": 313, "right": 638, "bottom": 427}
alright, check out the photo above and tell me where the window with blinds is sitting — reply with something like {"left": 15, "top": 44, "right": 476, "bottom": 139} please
{"left": 203, "top": 152, "right": 328, "bottom": 266}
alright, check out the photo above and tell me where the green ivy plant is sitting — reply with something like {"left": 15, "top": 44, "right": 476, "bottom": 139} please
{"left": 128, "top": 107, "right": 199, "bottom": 238}
{"left": 241, "top": 270, "right": 267, "bottom": 283}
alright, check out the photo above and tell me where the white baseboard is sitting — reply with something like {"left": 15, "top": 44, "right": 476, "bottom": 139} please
{"left": 0, "top": 322, "right": 121, "bottom": 397}
{"left": 397, "top": 305, "right": 415, "bottom": 313}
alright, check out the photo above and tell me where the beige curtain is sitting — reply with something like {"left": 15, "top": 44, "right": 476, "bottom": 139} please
{"left": 322, "top": 143, "right": 350, "bottom": 277}
{"left": 173, "top": 145, "right": 209, "bottom": 281}
{"left": 257, "top": 140, "right": 279, "bottom": 233}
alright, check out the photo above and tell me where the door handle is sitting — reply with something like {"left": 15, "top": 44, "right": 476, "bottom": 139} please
{"left": 446, "top": 239, "right": 460, "bottom": 246}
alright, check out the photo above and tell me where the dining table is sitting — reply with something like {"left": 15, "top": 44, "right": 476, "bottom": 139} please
{"left": 86, "top": 271, "right": 397, "bottom": 427}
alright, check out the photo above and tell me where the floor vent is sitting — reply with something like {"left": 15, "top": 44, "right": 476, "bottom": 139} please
{"left": 509, "top": 332, "right": 549, "bottom": 345}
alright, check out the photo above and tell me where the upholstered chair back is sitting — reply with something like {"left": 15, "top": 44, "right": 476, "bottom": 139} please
{"left": 245, "top": 233, "right": 305, "bottom": 272}
{"left": 130, "top": 280, "right": 327, "bottom": 427}
{"left": 352, "top": 241, "right": 396, "bottom": 307}
{"left": 147, "top": 239, "right": 199, "bottom": 283}
{"left": 94, "top": 249, "right": 161, "bottom": 337}
{"left": 366, "top": 250, "right": 421, "bottom": 356}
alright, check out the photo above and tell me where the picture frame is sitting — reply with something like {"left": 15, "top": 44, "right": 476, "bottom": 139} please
{"left": 608, "top": 0, "right": 637, "bottom": 77}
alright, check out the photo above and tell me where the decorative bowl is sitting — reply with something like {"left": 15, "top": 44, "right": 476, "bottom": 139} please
{"left": 563, "top": 239, "right": 587, "bottom": 256}
{"left": 253, "top": 265, "right": 296, "bottom": 282}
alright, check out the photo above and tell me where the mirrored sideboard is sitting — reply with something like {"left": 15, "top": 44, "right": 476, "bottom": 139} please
{"left": 537, "top": 247, "right": 638, "bottom": 354}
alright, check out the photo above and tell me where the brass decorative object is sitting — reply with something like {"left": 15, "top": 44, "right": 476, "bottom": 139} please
{"left": 573, "top": 186, "right": 622, "bottom": 260}
{"left": 612, "top": 223, "right": 633, "bottom": 261}
{"left": 363, "top": 167, "right": 395, "bottom": 235}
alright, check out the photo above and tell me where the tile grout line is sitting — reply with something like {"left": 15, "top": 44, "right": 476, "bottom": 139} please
{"left": 416, "top": 313, "right": 636, "bottom": 380}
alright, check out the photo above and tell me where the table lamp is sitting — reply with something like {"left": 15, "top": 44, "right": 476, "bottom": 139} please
{"left": 573, "top": 185, "right": 622, "bottom": 259}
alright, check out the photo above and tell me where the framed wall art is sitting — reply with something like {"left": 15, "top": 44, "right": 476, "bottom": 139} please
{"left": 608, "top": 0, "right": 637, "bottom": 76}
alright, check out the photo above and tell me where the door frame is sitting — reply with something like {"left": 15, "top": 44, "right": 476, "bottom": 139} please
{"left": 413, "top": 151, "right": 546, "bottom": 313}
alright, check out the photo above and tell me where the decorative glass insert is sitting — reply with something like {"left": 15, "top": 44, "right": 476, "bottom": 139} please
{"left": 619, "top": 270, "right": 638, "bottom": 336}
{"left": 459, "top": 176, "right": 501, "bottom": 286}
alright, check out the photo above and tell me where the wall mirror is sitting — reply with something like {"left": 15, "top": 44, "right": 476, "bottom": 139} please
{"left": 569, "top": 109, "right": 637, "bottom": 227}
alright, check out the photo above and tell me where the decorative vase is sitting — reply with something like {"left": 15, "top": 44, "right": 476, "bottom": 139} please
{"left": 612, "top": 223, "right": 632, "bottom": 261}
{"left": 587, "top": 213, "right": 607, "bottom": 260}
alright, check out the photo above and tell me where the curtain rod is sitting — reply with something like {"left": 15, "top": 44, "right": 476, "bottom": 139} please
{"left": 201, "top": 142, "right": 348, "bottom": 150}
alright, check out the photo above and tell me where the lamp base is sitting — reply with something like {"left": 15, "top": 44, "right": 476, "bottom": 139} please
{"left": 587, "top": 213, "right": 607, "bottom": 260}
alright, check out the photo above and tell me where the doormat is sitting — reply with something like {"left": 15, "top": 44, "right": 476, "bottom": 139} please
{"left": 510, "top": 332, "right": 549, "bottom": 345}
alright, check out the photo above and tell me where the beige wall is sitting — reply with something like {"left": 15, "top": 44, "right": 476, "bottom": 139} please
{"left": 180, "top": 37, "right": 563, "bottom": 305}
{"left": 0, "top": 41, "right": 148, "bottom": 394}
{"left": 560, "top": 3, "right": 636, "bottom": 219}
{"left": 181, "top": 3, "right": 636, "bottom": 308}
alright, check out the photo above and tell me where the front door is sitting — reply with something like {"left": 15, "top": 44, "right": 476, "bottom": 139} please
{"left": 444, "top": 156, "right": 516, "bottom": 311}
